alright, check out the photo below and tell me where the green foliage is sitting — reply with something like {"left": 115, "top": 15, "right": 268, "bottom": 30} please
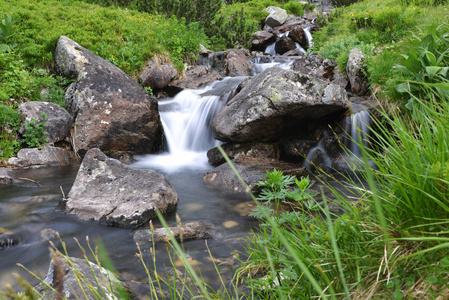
{"left": 330, "top": 0, "right": 362, "bottom": 7}
{"left": 0, "top": 0, "right": 209, "bottom": 74}
{"left": 22, "top": 113, "right": 48, "bottom": 148}
{"left": 0, "top": 12, "right": 19, "bottom": 53}
{"left": 394, "top": 24, "right": 449, "bottom": 116}
{"left": 316, "top": 33, "right": 374, "bottom": 71}
{"left": 0, "top": 103, "right": 21, "bottom": 159}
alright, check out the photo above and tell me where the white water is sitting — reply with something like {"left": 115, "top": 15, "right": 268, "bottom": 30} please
{"left": 133, "top": 59, "right": 294, "bottom": 172}
{"left": 344, "top": 104, "right": 370, "bottom": 157}
{"left": 303, "top": 139, "right": 332, "bottom": 171}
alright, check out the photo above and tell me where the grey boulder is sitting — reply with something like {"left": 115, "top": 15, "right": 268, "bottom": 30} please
{"left": 211, "top": 67, "right": 350, "bottom": 143}
{"left": 8, "top": 145, "right": 76, "bottom": 167}
{"left": 55, "top": 36, "right": 162, "bottom": 156}
{"left": 264, "top": 6, "right": 288, "bottom": 28}
{"left": 64, "top": 148, "right": 178, "bottom": 228}
{"left": 346, "top": 48, "right": 369, "bottom": 96}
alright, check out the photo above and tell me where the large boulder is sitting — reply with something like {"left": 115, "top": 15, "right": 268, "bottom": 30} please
{"left": 8, "top": 145, "right": 76, "bottom": 167}
{"left": 17, "top": 102, "right": 73, "bottom": 144}
{"left": 55, "top": 36, "right": 162, "bottom": 156}
{"left": 64, "top": 148, "right": 178, "bottom": 228}
{"left": 35, "top": 254, "right": 127, "bottom": 300}
{"left": 140, "top": 61, "right": 177, "bottom": 90}
{"left": 250, "top": 31, "right": 276, "bottom": 52}
{"left": 264, "top": 6, "right": 288, "bottom": 28}
{"left": 211, "top": 67, "right": 350, "bottom": 143}
{"left": 346, "top": 48, "right": 369, "bottom": 96}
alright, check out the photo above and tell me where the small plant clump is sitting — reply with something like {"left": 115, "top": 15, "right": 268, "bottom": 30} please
{"left": 22, "top": 114, "right": 49, "bottom": 148}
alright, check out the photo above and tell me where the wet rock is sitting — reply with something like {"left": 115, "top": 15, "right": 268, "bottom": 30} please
{"left": 207, "top": 142, "right": 281, "bottom": 167}
{"left": 264, "top": 6, "right": 288, "bottom": 28}
{"left": 346, "top": 48, "right": 369, "bottom": 96}
{"left": 64, "top": 148, "right": 178, "bottom": 228}
{"left": 17, "top": 102, "right": 73, "bottom": 144}
{"left": 251, "top": 31, "right": 276, "bottom": 51}
{"left": 0, "top": 168, "right": 14, "bottom": 184}
{"left": 35, "top": 254, "right": 128, "bottom": 300}
{"left": 133, "top": 221, "right": 212, "bottom": 243}
{"left": 203, "top": 156, "right": 307, "bottom": 193}
{"left": 278, "top": 24, "right": 308, "bottom": 49}
{"left": 8, "top": 145, "right": 76, "bottom": 167}
{"left": 140, "top": 61, "right": 177, "bottom": 90}
{"left": 275, "top": 36, "right": 297, "bottom": 55}
{"left": 55, "top": 36, "right": 162, "bottom": 156}
{"left": 168, "top": 65, "right": 222, "bottom": 93}
{"left": 211, "top": 67, "right": 350, "bottom": 143}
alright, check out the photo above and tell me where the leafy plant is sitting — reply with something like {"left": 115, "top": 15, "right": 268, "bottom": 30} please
{"left": 0, "top": 12, "right": 19, "bottom": 53}
{"left": 22, "top": 113, "right": 48, "bottom": 148}
{"left": 394, "top": 24, "right": 449, "bottom": 116}
{"left": 0, "top": 103, "right": 21, "bottom": 159}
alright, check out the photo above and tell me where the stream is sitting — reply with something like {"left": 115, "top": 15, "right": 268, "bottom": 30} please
{"left": 0, "top": 28, "right": 371, "bottom": 295}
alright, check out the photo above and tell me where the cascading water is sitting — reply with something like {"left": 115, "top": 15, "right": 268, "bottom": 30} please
{"left": 133, "top": 58, "right": 295, "bottom": 172}
{"left": 343, "top": 104, "right": 370, "bottom": 157}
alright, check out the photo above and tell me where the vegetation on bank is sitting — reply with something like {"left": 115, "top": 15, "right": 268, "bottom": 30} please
{"left": 1, "top": 0, "right": 449, "bottom": 299}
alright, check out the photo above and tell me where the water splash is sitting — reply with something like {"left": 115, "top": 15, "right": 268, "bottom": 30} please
{"left": 303, "top": 139, "right": 332, "bottom": 171}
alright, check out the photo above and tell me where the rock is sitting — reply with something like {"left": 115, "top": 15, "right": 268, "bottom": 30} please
{"left": 292, "top": 54, "right": 349, "bottom": 89}
{"left": 198, "top": 49, "right": 253, "bottom": 77}
{"left": 207, "top": 142, "right": 281, "bottom": 167}
{"left": 211, "top": 67, "right": 350, "bottom": 143}
{"left": 203, "top": 156, "right": 307, "bottom": 193}
{"left": 283, "top": 49, "right": 305, "bottom": 56}
{"left": 250, "top": 31, "right": 276, "bottom": 51}
{"left": 275, "top": 36, "right": 297, "bottom": 55}
{"left": 279, "top": 24, "right": 308, "bottom": 49}
{"left": 35, "top": 254, "right": 127, "bottom": 300}
{"left": 133, "top": 221, "right": 212, "bottom": 243}
{"left": 264, "top": 6, "right": 288, "bottom": 28}
{"left": 0, "top": 168, "right": 14, "bottom": 184}
{"left": 64, "top": 148, "right": 178, "bottom": 228}
{"left": 346, "top": 48, "right": 369, "bottom": 96}
{"left": 17, "top": 102, "right": 73, "bottom": 144}
{"left": 223, "top": 49, "right": 253, "bottom": 77}
{"left": 8, "top": 145, "right": 76, "bottom": 167}
{"left": 168, "top": 65, "right": 222, "bottom": 93}
{"left": 140, "top": 61, "right": 177, "bottom": 90}
{"left": 55, "top": 36, "right": 162, "bottom": 156}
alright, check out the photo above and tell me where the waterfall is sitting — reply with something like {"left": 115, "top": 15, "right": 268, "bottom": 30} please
{"left": 304, "top": 27, "right": 313, "bottom": 47}
{"left": 303, "top": 139, "right": 332, "bottom": 171}
{"left": 133, "top": 59, "right": 295, "bottom": 172}
{"left": 343, "top": 104, "right": 370, "bottom": 157}
{"left": 133, "top": 77, "right": 247, "bottom": 171}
